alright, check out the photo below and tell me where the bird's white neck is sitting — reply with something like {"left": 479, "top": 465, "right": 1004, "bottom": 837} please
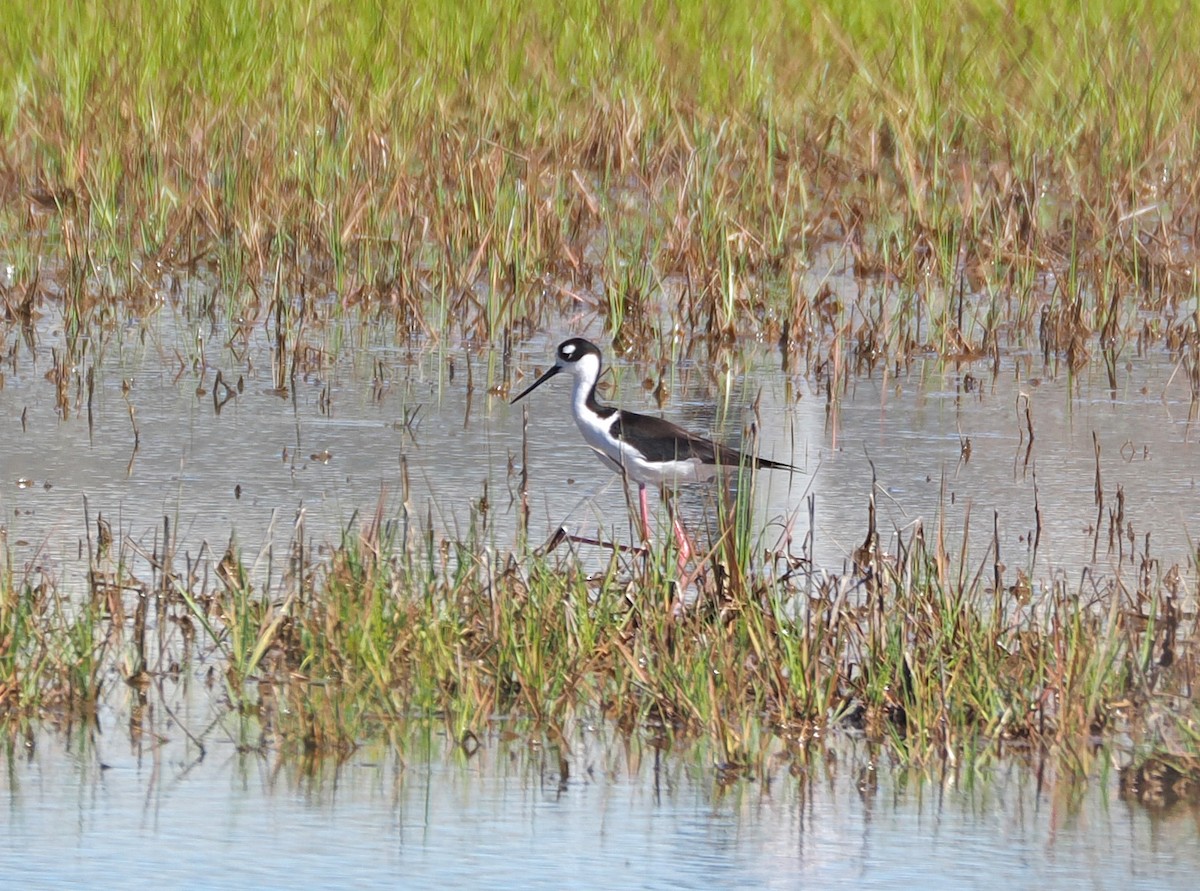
{"left": 570, "top": 352, "right": 603, "bottom": 418}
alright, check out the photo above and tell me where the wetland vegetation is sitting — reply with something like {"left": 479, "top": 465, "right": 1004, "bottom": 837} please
{"left": 0, "top": 0, "right": 1198, "bottom": 809}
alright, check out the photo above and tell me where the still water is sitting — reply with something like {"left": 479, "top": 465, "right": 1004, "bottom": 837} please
{"left": 1, "top": 304, "right": 1198, "bottom": 596}
{"left": 0, "top": 302, "right": 1198, "bottom": 885}
{"left": 3, "top": 717, "right": 1197, "bottom": 889}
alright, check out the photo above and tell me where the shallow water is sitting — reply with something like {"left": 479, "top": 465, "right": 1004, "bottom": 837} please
{"left": 3, "top": 718, "right": 1197, "bottom": 890}
{"left": 1, "top": 300, "right": 1199, "bottom": 885}
{"left": 2, "top": 303, "right": 1197, "bottom": 599}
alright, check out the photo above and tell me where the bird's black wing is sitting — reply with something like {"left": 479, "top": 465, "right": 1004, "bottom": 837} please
{"left": 613, "top": 410, "right": 799, "bottom": 472}
{"left": 610, "top": 411, "right": 718, "bottom": 464}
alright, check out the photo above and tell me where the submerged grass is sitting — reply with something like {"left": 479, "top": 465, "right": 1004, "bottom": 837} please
{"left": 0, "top": 485, "right": 1195, "bottom": 797}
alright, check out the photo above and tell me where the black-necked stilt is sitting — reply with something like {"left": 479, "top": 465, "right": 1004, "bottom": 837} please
{"left": 511, "top": 338, "right": 798, "bottom": 552}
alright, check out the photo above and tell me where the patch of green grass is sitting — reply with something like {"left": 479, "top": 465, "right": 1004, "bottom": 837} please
{"left": 2, "top": 1, "right": 1198, "bottom": 368}
{"left": 0, "top": 474, "right": 1195, "bottom": 786}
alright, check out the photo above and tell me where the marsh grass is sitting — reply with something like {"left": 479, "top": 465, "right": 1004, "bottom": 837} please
{"left": 3, "top": 1, "right": 1200, "bottom": 372}
{"left": 0, "top": 475, "right": 1194, "bottom": 795}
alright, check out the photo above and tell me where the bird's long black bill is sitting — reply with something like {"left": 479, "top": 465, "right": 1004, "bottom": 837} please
{"left": 510, "top": 364, "right": 561, "bottom": 403}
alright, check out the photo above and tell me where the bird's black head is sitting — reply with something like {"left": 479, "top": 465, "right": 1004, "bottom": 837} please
{"left": 555, "top": 338, "right": 602, "bottom": 366}
{"left": 511, "top": 337, "right": 603, "bottom": 404}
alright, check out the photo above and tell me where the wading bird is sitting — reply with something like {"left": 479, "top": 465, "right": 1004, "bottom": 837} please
{"left": 511, "top": 338, "right": 798, "bottom": 568}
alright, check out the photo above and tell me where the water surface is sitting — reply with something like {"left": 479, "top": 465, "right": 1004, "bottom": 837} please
{"left": 3, "top": 306, "right": 1198, "bottom": 597}
{"left": 1, "top": 301, "right": 1198, "bottom": 887}
{"left": 3, "top": 719, "right": 1196, "bottom": 889}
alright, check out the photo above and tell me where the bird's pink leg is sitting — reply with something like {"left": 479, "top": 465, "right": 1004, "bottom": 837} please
{"left": 665, "top": 492, "right": 694, "bottom": 585}
{"left": 672, "top": 512, "right": 692, "bottom": 568}
{"left": 638, "top": 482, "right": 653, "bottom": 542}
